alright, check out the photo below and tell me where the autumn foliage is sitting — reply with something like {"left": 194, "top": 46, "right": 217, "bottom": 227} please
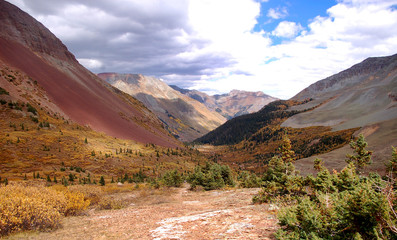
{"left": 0, "top": 183, "right": 90, "bottom": 236}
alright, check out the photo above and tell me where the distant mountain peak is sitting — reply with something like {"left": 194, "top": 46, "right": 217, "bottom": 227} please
{"left": 99, "top": 73, "right": 226, "bottom": 142}
{"left": 171, "top": 86, "right": 278, "bottom": 119}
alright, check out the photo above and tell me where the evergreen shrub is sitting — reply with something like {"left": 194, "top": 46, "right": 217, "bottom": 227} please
{"left": 187, "top": 162, "right": 235, "bottom": 190}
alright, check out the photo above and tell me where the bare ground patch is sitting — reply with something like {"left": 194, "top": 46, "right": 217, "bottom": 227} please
{"left": 6, "top": 187, "right": 277, "bottom": 240}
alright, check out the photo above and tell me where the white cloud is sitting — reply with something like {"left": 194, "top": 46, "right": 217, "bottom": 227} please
{"left": 7, "top": 0, "right": 397, "bottom": 99}
{"left": 272, "top": 21, "right": 303, "bottom": 38}
{"left": 190, "top": 0, "right": 397, "bottom": 99}
{"left": 267, "top": 7, "right": 288, "bottom": 19}
{"left": 77, "top": 58, "right": 104, "bottom": 70}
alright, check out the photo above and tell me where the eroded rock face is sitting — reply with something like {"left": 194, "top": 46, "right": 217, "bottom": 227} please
{"left": 0, "top": 0, "right": 179, "bottom": 147}
{"left": 0, "top": 0, "right": 75, "bottom": 62}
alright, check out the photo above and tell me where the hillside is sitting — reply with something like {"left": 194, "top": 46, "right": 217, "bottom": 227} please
{"left": 284, "top": 53, "right": 397, "bottom": 130}
{"left": 171, "top": 86, "right": 278, "bottom": 119}
{"left": 195, "top": 54, "right": 397, "bottom": 174}
{"left": 0, "top": 0, "right": 178, "bottom": 148}
{"left": 282, "top": 53, "right": 397, "bottom": 173}
{"left": 0, "top": 0, "right": 210, "bottom": 183}
{"left": 98, "top": 73, "right": 226, "bottom": 142}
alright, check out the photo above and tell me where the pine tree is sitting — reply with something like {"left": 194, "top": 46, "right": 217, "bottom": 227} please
{"left": 99, "top": 176, "right": 105, "bottom": 186}
{"left": 279, "top": 135, "right": 297, "bottom": 175}
{"left": 346, "top": 134, "right": 372, "bottom": 171}
{"left": 386, "top": 146, "right": 397, "bottom": 179}
{"left": 280, "top": 135, "right": 296, "bottom": 164}
{"left": 62, "top": 176, "right": 68, "bottom": 186}
{"left": 69, "top": 173, "right": 74, "bottom": 182}
{"left": 313, "top": 158, "right": 324, "bottom": 171}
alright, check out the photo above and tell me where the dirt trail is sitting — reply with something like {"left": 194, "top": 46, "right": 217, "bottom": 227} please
{"left": 8, "top": 187, "right": 277, "bottom": 240}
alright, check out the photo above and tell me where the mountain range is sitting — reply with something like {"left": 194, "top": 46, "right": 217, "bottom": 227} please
{"left": 98, "top": 72, "right": 277, "bottom": 142}
{"left": 98, "top": 73, "right": 227, "bottom": 142}
{"left": 171, "top": 85, "right": 278, "bottom": 119}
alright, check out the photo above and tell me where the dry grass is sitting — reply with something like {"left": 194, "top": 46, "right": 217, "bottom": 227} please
{"left": 0, "top": 90, "right": 205, "bottom": 182}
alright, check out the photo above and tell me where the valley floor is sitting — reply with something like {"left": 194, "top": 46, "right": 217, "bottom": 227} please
{"left": 6, "top": 186, "right": 277, "bottom": 240}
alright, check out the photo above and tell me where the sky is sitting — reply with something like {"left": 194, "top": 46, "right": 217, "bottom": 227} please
{"left": 7, "top": 0, "right": 397, "bottom": 99}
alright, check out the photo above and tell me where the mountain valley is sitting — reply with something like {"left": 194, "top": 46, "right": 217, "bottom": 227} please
{"left": 1, "top": 0, "right": 397, "bottom": 238}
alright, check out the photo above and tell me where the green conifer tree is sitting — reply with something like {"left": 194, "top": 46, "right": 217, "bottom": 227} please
{"left": 386, "top": 146, "right": 397, "bottom": 179}
{"left": 346, "top": 134, "right": 372, "bottom": 172}
{"left": 99, "top": 176, "right": 105, "bottom": 186}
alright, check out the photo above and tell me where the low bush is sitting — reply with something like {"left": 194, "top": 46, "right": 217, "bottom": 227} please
{"left": 238, "top": 171, "right": 263, "bottom": 188}
{"left": 62, "top": 190, "right": 90, "bottom": 216}
{"left": 0, "top": 87, "right": 9, "bottom": 95}
{"left": 0, "top": 184, "right": 66, "bottom": 236}
{"left": 187, "top": 162, "right": 235, "bottom": 190}
{"left": 60, "top": 184, "right": 100, "bottom": 206}
{"left": 254, "top": 135, "right": 397, "bottom": 239}
{"left": 26, "top": 103, "right": 37, "bottom": 115}
{"left": 98, "top": 196, "right": 125, "bottom": 210}
{"left": 161, "top": 169, "right": 183, "bottom": 187}
{"left": 0, "top": 183, "right": 93, "bottom": 236}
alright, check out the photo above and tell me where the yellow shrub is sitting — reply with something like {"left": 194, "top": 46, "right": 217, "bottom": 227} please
{"left": 0, "top": 184, "right": 66, "bottom": 236}
{"left": 98, "top": 195, "right": 124, "bottom": 210}
{"left": 50, "top": 185, "right": 92, "bottom": 215}
{"left": 0, "top": 183, "right": 92, "bottom": 236}
{"left": 67, "top": 185, "right": 102, "bottom": 206}
{"left": 63, "top": 190, "right": 90, "bottom": 216}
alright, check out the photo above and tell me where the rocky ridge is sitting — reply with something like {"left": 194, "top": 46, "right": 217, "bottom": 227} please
{"left": 170, "top": 85, "right": 278, "bottom": 119}
{"left": 98, "top": 73, "right": 227, "bottom": 142}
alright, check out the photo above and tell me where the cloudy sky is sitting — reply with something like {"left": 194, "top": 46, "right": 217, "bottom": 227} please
{"left": 7, "top": 0, "right": 397, "bottom": 99}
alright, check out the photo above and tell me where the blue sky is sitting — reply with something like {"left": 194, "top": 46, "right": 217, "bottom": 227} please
{"left": 255, "top": 0, "right": 335, "bottom": 32}
{"left": 8, "top": 0, "right": 397, "bottom": 99}
{"left": 255, "top": 0, "right": 336, "bottom": 44}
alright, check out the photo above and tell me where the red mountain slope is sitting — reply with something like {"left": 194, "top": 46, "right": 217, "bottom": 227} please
{"left": 0, "top": 0, "right": 178, "bottom": 147}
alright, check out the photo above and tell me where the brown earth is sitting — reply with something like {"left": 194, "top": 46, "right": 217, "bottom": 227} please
{"left": 6, "top": 186, "right": 278, "bottom": 240}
